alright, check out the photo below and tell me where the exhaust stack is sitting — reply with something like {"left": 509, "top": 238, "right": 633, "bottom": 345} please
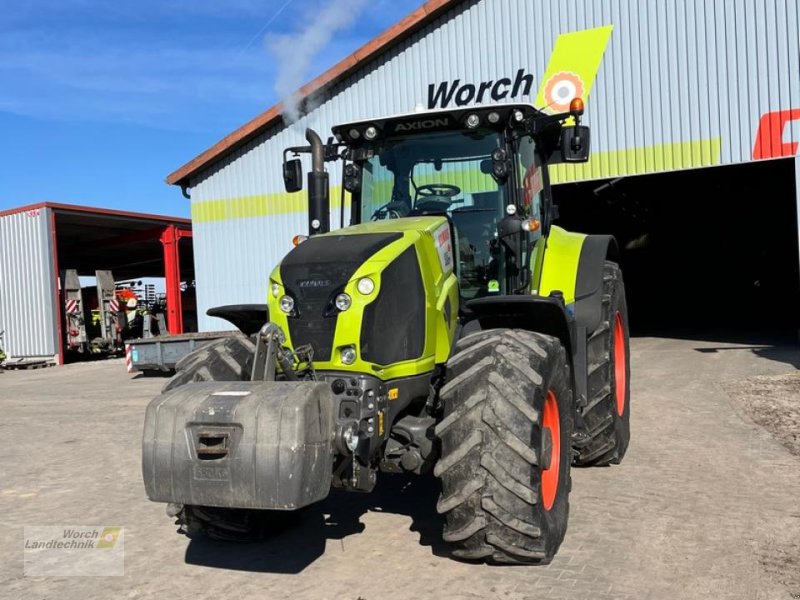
{"left": 305, "top": 128, "right": 330, "bottom": 235}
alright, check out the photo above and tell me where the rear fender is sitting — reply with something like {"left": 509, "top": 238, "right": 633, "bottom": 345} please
{"left": 536, "top": 226, "right": 586, "bottom": 305}
{"left": 537, "top": 229, "right": 618, "bottom": 409}
{"left": 574, "top": 235, "right": 618, "bottom": 333}
{"left": 537, "top": 227, "right": 618, "bottom": 333}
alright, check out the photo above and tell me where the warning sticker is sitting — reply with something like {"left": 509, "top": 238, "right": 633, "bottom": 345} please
{"left": 433, "top": 223, "right": 454, "bottom": 275}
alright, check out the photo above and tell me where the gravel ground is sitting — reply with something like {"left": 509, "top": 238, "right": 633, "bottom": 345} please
{"left": 1, "top": 337, "right": 799, "bottom": 600}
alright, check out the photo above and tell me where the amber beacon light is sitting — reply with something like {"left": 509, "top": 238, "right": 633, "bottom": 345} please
{"left": 570, "top": 97, "right": 585, "bottom": 116}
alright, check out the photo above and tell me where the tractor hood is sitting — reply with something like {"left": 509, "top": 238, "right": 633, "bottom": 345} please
{"left": 267, "top": 217, "right": 459, "bottom": 380}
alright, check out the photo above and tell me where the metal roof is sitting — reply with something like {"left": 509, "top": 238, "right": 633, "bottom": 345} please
{"left": 0, "top": 202, "right": 192, "bottom": 280}
{"left": 165, "top": 0, "right": 462, "bottom": 188}
{"left": 0, "top": 201, "right": 191, "bottom": 225}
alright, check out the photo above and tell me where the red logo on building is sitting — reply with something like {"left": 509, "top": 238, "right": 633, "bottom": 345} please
{"left": 753, "top": 109, "right": 800, "bottom": 159}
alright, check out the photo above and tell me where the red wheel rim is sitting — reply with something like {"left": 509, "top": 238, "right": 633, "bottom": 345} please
{"left": 541, "top": 390, "right": 560, "bottom": 511}
{"left": 613, "top": 312, "right": 626, "bottom": 417}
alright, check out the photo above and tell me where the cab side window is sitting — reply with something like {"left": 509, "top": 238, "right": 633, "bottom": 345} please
{"left": 517, "top": 135, "right": 543, "bottom": 238}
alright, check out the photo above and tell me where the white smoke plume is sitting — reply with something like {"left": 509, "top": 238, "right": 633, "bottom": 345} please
{"left": 267, "top": 0, "right": 370, "bottom": 124}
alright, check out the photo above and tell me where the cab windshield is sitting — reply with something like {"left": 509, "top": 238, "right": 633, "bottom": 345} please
{"left": 358, "top": 130, "right": 510, "bottom": 299}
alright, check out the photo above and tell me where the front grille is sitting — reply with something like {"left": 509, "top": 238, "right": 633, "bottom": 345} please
{"left": 280, "top": 232, "right": 402, "bottom": 362}
{"left": 360, "top": 246, "right": 425, "bottom": 365}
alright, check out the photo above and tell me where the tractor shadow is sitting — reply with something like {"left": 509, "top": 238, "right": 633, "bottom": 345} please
{"left": 633, "top": 328, "right": 800, "bottom": 371}
{"left": 184, "top": 474, "right": 447, "bottom": 573}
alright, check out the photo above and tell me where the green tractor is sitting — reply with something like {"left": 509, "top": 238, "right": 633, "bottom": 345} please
{"left": 143, "top": 99, "right": 630, "bottom": 564}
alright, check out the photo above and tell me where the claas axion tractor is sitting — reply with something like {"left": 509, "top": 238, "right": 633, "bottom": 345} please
{"left": 143, "top": 98, "right": 631, "bottom": 564}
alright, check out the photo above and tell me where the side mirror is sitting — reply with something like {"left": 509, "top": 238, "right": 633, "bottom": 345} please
{"left": 560, "top": 125, "right": 591, "bottom": 163}
{"left": 283, "top": 158, "right": 303, "bottom": 193}
{"left": 497, "top": 214, "right": 522, "bottom": 238}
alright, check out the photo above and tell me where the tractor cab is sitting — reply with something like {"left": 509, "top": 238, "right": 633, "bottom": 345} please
{"left": 284, "top": 102, "right": 590, "bottom": 301}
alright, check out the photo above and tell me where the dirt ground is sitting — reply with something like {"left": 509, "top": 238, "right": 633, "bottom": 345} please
{"left": 724, "top": 373, "right": 800, "bottom": 457}
{"left": 1, "top": 336, "right": 799, "bottom": 600}
{"left": 723, "top": 371, "right": 800, "bottom": 591}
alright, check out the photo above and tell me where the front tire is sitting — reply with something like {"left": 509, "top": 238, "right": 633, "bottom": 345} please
{"left": 162, "top": 335, "right": 255, "bottom": 392}
{"left": 175, "top": 505, "right": 293, "bottom": 542}
{"left": 435, "top": 329, "right": 573, "bottom": 564}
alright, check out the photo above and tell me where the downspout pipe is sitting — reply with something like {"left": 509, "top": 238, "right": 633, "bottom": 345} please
{"left": 306, "top": 128, "right": 330, "bottom": 235}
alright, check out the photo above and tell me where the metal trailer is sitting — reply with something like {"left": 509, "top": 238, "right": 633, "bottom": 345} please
{"left": 63, "top": 269, "right": 88, "bottom": 351}
{"left": 62, "top": 268, "right": 129, "bottom": 356}
{"left": 126, "top": 331, "right": 238, "bottom": 374}
{"left": 95, "top": 269, "right": 124, "bottom": 351}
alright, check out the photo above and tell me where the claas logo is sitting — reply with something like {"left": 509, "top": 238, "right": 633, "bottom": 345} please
{"left": 534, "top": 25, "right": 613, "bottom": 115}
{"left": 543, "top": 72, "right": 585, "bottom": 112}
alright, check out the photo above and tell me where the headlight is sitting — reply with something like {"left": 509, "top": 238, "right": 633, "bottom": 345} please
{"left": 271, "top": 282, "right": 280, "bottom": 298}
{"left": 466, "top": 113, "right": 480, "bottom": 128}
{"left": 335, "top": 293, "right": 351, "bottom": 311}
{"left": 340, "top": 346, "right": 356, "bottom": 365}
{"left": 357, "top": 277, "right": 375, "bottom": 295}
{"left": 279, "top": 295, "right": 295, "bottom": 314}
{"left": 364, "top": 126, "right": 378, "bottom": 140}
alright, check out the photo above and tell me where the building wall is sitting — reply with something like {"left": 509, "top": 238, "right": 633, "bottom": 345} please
{"left": 0, "top": 207, "right": 59, "bottom": 360}
{"left": 187, "top": 0, "right": 800, "bottom": 331}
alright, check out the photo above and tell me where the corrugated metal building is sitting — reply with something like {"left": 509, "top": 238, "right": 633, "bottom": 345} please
{"left": 0, "top": 203, "right": 192, "bottom": 364}
{"left": 0, "top": 206, "right": 59, "bottom": 360}
{"left": 168, "top": 0, "right": 800, "bottom": 332}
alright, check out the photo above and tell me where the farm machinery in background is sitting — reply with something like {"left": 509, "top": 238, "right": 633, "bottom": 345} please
{"left": 61, "top": 269, "right": 170, "bottom": 358}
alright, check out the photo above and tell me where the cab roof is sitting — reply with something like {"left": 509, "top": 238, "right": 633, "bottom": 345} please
{"left": 332, "top": 103, "right": 546, "bottom": 144}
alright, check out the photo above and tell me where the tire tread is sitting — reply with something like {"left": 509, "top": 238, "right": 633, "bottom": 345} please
{"left": 573, "top": 261, "right": 631, "bottom": 466}
{"left": 436, "top": 329, "right": 573, "bottom": 564}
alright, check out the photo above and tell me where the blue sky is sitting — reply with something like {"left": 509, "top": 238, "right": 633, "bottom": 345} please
{"left": 0, "top": 0, "right": 423, "bottom": 217}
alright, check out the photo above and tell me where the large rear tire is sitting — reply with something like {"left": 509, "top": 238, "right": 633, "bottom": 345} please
{"left": 435, "top": 329, "right": 573, "bottom": 564}
{"left": 572, "top": 261, "right": 631, "bottom": 466}
{"left": 162, "top": 335, "right": 255, "bottom": 393}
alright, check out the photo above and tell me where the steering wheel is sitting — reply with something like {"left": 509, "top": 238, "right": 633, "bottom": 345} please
{"left": 371, "top": 201, "right": 410, "bottom": 221}
{"left": 417, "top": 184, "right": 460, "bottom": 200}
{"left": 414, "top": 183, "right": 462, "bottom": 213}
